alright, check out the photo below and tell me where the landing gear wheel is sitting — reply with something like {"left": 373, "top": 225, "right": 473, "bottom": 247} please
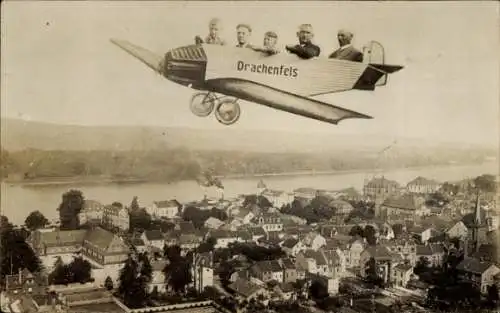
{"left": 214, "top": 98, "right": 241, "bottom": 125}
{"left": 190, "top": 92, "right": 216, "bottom": 117}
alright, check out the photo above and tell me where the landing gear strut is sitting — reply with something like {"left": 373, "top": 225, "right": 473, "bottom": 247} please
{"left": 189, "top": 92, "right": 241, "bottom": 126}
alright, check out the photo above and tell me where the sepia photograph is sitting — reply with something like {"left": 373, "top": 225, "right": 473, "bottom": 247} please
{"left": 1, "top": 1, "right": 499, "bottom": 312}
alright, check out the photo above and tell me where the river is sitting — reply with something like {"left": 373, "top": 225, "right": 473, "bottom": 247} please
{"left": 1, "top": 162, "right": 498, "bottom": 225}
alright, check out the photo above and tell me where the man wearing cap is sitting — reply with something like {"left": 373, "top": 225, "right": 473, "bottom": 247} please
{"left": 285, "top": 24, "right": 320, "bottom": 59}
{"left": 236, "top": 24, "right": 253, "bottom": 48}
{"left": 195, "top": 18, "right": 227, "bottom": 45}
{"left": 329, "top": 29, "right": 363, "bottom": 62}
{"left": 251, "top": 31, "right": 280, "bottom": 55}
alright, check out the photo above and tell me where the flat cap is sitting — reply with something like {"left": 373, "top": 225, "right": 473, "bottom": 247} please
{"left": 236, "top": 24, "right": 252, "bottom": 32}
{"left": 265, "top": 31, "right": 278, "bottom": 38}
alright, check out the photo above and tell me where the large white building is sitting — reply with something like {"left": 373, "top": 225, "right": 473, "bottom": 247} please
{"left": 147, "top": 200, "right": 182, "bottom": 219}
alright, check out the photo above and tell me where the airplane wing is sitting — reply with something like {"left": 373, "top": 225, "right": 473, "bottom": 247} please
{"left": 205, "top": 78, "right": 372, "bottom": 125}
{"left": 110, "top": 39, "right": 164, "bottom": 73}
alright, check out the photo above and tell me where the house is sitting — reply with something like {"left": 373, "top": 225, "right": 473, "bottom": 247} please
{"left": 261, "top": 189, "right": 294, "bottom": 208}
{"left": 408, "top": 226, "right": 434, "bottom": 244}
{"left": 102, "top": 203, "right": 130, "bottom": 231}
{"left": 129, "top": 237, "right": 148, "bottom": 253}
{"left": 253, "top": 213, "right": 283, "bottom": 232}
{"left": 204, "top": 217, "right": 225, "bottom": 229}
{"left": 82, "top": 227, "right": 130, "bottom": 266}
{"left": 141, "top": 230, "right": 165, "bottom": 250}
{"left": 149, "top": 259, "right": 168, "bottom": 293}
{"left": 281, "top": 238, "right": 306, "bottom": 256}
{"left": 179, "top": 233, "right": 202, "bottom": 254}
{"left": 416, "top": 244, "right": 446, "bottom": 267}
{"left": 60, "top": 227, "right": 130, "bottom": 286}
{"left": 378, "top": 194, "right": 421, "bottom": 222}
{"left": 337, "top": 187, "right": 363, "bottom": 202}
{"left": 273, "top": 282, "right": 295, "bottom": 301}
{"left": 363, "top": 177, "right": 400, "bottom": 200}
{"left": 28, "top": 229, "right": 87, "bottom": 258}
{"left": 246, "top": 227, "right": 267, "bottom": 242}
{"left": 407, "top": 177, "right": 441, "bottom": 194}
{"left": 359, "top": 246, "right": 396, "bottom": 284}
{"left": 373, "top": 222, "right": 395, "bottom": 240}
{"left": 208, "top": 230, "right": 238, "bottom": 248}
{"left": 329, "top": 199, "right": 355, "bottom": 216}
{"left": 318, "top": 225, "right": 337, "bottom": 239}
{"left": 77, "top": 200, "right": 104, "bottom": 226}
{"left": 233, "top": 209, "right": 254, "bottom": 225}
{"left": 293, "top": 188, "right": 319, "bottom": 200}
{"left": 324, "top": 249, "right": 347, "bottom": 278}
{"left": 446, "top": 221, "right": 469, "bottom": 240}
{"left": 300, "top": 232, "right": 326, "bottom": 251}
{"left": 251, "top": 260, "right": 283, "bottom": 283}
{"left": 279, "top": 258, "right": 299, "bottom": 283}
{"left": 147, "top": 200, "right": 181, "bottom": 219}
{"left": 4, "top": 268, "right": 39, "bottom": 295}
{"left": 385, "top": 238, "right": 417, "bottom": 266}
{"left": 296, "top": 250, "right": 330, "bottom": 277}
{"left": 391, "top": 264, "right": 414, "bottom": 287}
{"left": 192, "top": 252, "right": 214, "bottom": 294}
{"left": 325, "top": 236, "right": 365, "bottom": 269}
{"left": 456, "top": 257, "right": 500, "bottom": 294}
{"left": 228, "top": 278, "right": 268, "bottom": 301}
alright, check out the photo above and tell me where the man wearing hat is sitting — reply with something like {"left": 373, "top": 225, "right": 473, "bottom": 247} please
{"left": 251, "top": 31, "right": 280, "bottom": 55}
{"left": 195, "top": 18, "right": 227, "bottom": 45}
{"left": 235, "top": 24, "right": 253, "bottom": 48}
{"left": 285, "top": 24, "right": 320, "bottom": 59}
{"left": 329, "top": 29, "right": 363, "bottom": 62}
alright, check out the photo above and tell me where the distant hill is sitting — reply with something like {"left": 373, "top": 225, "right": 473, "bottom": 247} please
{"left": 1, "top": 118, "right": 497, "bottom": 157}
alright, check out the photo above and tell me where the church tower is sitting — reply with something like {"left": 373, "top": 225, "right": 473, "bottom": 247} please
{"left": 471, "top": 190, "right": 482, "bottom": 254}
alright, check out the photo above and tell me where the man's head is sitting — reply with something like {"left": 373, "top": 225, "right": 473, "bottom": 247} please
{"left": 297, "top": 24, "right": 314, "bottom": 44}
{"left": 263, "top": 31, "right": 278, "bottom": 48}
{"left": 337, "top": 29, "right": 354, "bottom": 47}
{"left": 236, "top": 24, "right": 252, "bottom": 45}
{"left": 208, "top": 18, "right": 222, "bottom": 38}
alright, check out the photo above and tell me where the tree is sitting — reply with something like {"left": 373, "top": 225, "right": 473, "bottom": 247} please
{"left": 364, "top": 257, "right": 383, "bottom": 287}
{"left": 348, "top": 225, "right": 364, "bottom": 237}
{"left": 474, "top": 174, "right": 496, "bottom": 193}
{"left": 118, "top": 253, "right": 151, "bottom": 309}
{"left": 24, "top": 210, "right": 49, "bottom": 231}
{"left": 163, "top": 248, "right": 192, "bottom": 294}
{"left": 129, "top": 208, "right": 152, "bottom": 232}
{"left": 58, "top": 189, "right": 85, "bottom": 230}
{"left": 487, "top": 284, "right": 500, "bottom": 307}
{"left": 69, "top": 257, "right": 92, "bottom": 283}
{"left": 105, "top": 276, "right": 114, "bottom": 291}
{"left": 363, "top": 225, "right": 377, "bottom": 245}
{"left": 392, "top": 224, "right": 404, "bottom": 237}
{"left": 1, "top": 216, "right": 42, "bottom": 281}
{"left": 414, "top": 256, "right": 431, "bottom": 275}
{"left": 197, "top": 237, "right": 217, "bottom": 253}
{"left": 309, "top": 280, "right": 328, "bottom": 300}
{"left": 130, "top": 196, "right": 140, "bottom": 211}
{"left": 49, "top": 257, "right": 92, "bottom": 285}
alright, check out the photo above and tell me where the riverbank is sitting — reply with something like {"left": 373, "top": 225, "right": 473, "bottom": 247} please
{"left": 3, "top": 161, "right": 495, "bottom": 188}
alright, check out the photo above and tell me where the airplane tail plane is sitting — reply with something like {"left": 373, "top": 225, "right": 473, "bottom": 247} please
{"left": 353, "top": 63, "right": 404, "bottom": 91}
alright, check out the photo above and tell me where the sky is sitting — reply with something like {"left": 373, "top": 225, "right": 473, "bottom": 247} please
{"left": 1, "top": 1, "right": 499, "bottom": 146}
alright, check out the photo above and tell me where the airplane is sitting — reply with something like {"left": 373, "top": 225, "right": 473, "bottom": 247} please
{"left": 110, "top": 39, "right": 403, "bottom": 126}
